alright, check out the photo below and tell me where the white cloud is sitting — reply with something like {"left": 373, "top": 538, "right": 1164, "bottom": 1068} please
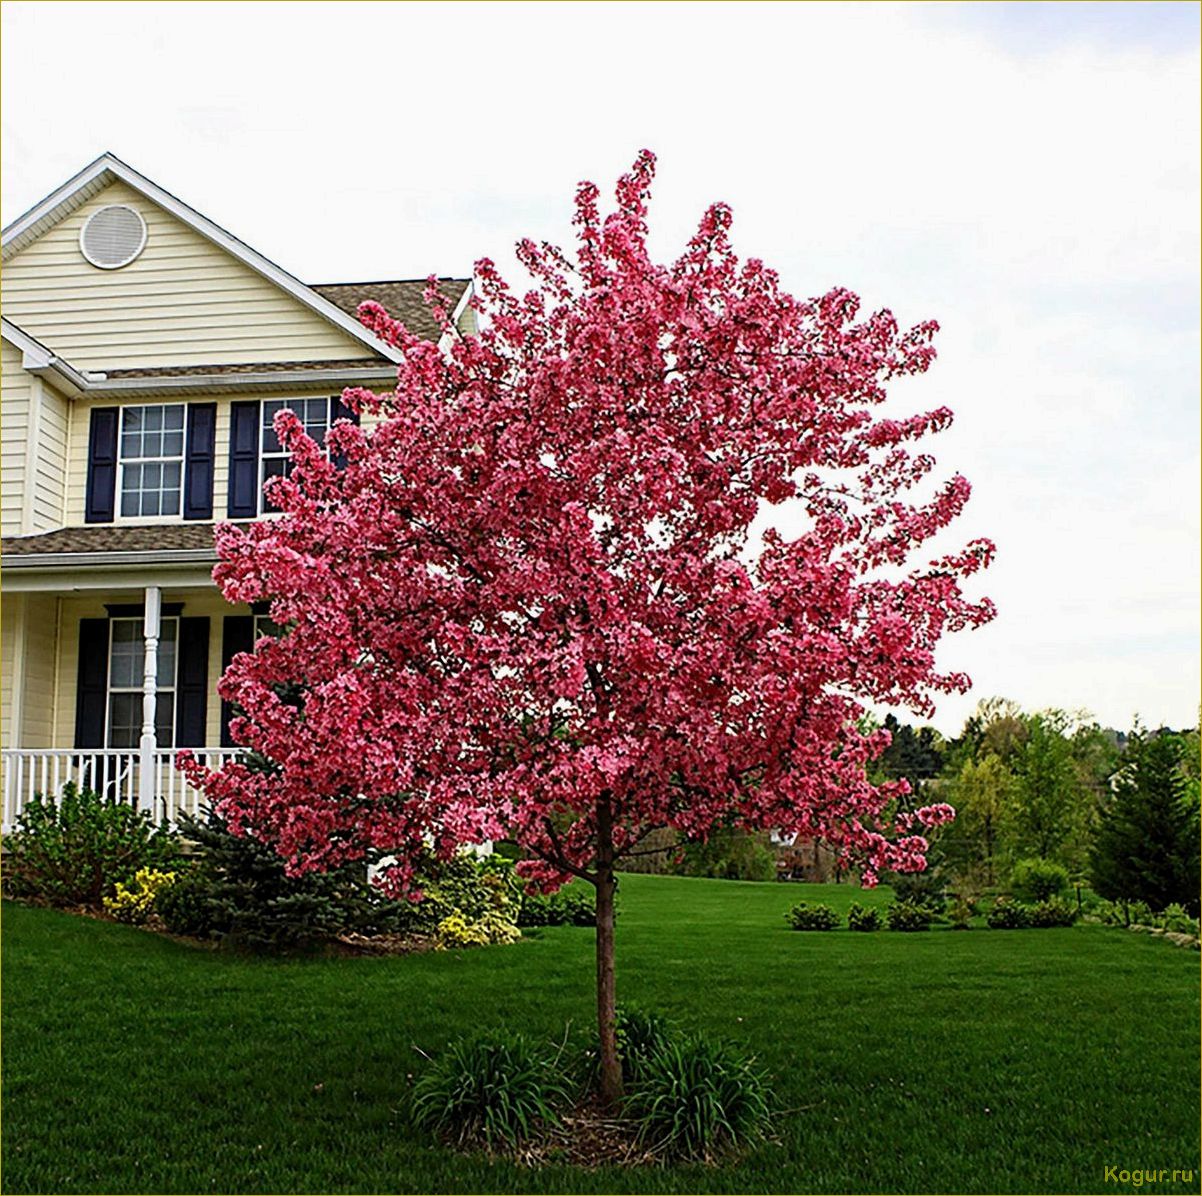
{"left": 2, "top": 0, "right": 1197, "bottom": 735}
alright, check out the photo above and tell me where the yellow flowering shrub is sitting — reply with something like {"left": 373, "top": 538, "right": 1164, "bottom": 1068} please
{"left": 103, "top": 867, "right": 176, "bottom": 925}
{"left": 435, "top": 907, "right": 522, "bottom": 949}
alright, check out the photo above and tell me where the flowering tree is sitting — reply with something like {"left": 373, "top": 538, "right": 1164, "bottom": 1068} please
{"left": 183, "top": 152, "right": 994, "bottom": 1103}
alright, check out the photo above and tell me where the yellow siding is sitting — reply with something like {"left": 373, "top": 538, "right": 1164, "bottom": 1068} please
{"left": 32, "top": 382, "right": 70, "bottom": 532}
{"left": 2, "top": 342, "right": 72, "bottom": 535}
{"left": 21, "top": 594, "right": 58, "bottom": 747}
{"left": 1, "top": 339, "right": 29, "bottom": 535}
{"left": 55, "top": 590, "right": 248, "bottom": 748}
{"left": 1, "top": 596, "right": 17, "bottom": 744}
{"left": 2, "top": 180, "right": 379, "bottom": 370}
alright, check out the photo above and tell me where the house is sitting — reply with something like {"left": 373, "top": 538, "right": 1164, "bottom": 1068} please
{"left": 0, "top": 152, "right": 473, "bottom": 832}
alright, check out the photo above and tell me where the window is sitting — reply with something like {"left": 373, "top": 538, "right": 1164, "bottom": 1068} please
{"left": 106, "top": 617, "right": 178, "bottom": 747}
{"left": 255, "top": 613, "right": 284, "bottom": 640}
{"left": 260, "top": 398, "right": 330, "bottom": 512}
{"left": 119, "top": 404, "right": 185, "bottom": 517}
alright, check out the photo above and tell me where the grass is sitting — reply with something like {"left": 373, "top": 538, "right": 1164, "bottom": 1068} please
{"left": 2, "top": 874, "right": 1199, "bottom": 1193}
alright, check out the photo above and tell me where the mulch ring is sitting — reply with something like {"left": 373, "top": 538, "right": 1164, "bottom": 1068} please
{"left": 514, "top": 1099, "right": 662, "bottom": 1168}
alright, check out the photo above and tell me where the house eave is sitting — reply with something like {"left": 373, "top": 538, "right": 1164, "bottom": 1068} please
{"left": 1, "top": 550, "right": 219, "bottom": 593}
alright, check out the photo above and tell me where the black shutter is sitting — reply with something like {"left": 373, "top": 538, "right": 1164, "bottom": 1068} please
{"left": 220, "top": 615, "right": 255, "bottom": 747}
{"left": 328, "top": 393, "right": 360, "bottom": 471}
{"left": 183, "top": 403, "right": 216, "bottom": 521}
{"left": 176, "top": 618, "right": 210, "bottom": 747}
{"left": 74, "top": 618, "right": 110, "bottom": 747}
{"left": 227, "top": 401, "right": 260, "bottom": 519}
{"left": 84, "top": 408, "right": 119, "bottom": 524}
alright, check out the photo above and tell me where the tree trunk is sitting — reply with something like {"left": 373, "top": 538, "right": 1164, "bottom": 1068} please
{"left": 595, "top": 797, "right": 622, "bottom": 1105}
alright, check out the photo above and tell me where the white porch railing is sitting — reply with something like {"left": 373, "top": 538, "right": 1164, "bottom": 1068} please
{"left": 1, "top": 748, "right": 239, "bottom": 834}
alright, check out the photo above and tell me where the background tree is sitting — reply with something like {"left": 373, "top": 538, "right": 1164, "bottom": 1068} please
{"left": 1005, "top": 711, "right": 1092, "bottom": 872}
{"left": 1090, "top": 729, "right": 1200, "bottom": 915}
{"left": 876, "top": 714, "right": 945, "bottom": 791}
{"left": 942, "top": 752, "right": 1013, "bottom": 885}
{"left": 184, "top": 152, "right": 993, "bottom": 1103}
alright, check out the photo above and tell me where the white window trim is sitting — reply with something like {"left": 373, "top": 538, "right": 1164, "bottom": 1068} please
{"left": 104, "top": 615, "right": 179, "bottom": 748}
{"left": 258, "top": 396, "right": 334, "bottom": 515}
{"left": 116, "top": 403, "right": 186, "bottom": 523}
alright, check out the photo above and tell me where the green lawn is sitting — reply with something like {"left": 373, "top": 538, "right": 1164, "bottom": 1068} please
{"left": 2, "top": 875, "right": 1198, "bottom": 1194}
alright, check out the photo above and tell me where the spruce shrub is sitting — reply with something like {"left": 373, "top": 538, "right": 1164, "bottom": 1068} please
{"left": 846, "top": 901, "right": 881, "bottom": 931}
{"left": 884, "top": 900, "right": 934, "bottom": 931}
{"left": 786, "top": 900, "right": 840, "bottom": 930}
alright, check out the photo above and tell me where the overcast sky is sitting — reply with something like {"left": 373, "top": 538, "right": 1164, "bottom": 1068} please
{"left": 3, "top": 1, "right": 1198, "bottom": 737}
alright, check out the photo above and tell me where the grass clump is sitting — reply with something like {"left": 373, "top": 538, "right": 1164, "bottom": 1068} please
{"left": 624, "top": 1034, "right": 773, "bottom": 1161}
{"left": 411, "top": 1031, "right": 570, "bottom": 1150}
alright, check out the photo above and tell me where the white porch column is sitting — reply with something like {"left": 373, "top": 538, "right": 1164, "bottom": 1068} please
{"left": 138, "top": 586, "right": 162, "bottom": 816}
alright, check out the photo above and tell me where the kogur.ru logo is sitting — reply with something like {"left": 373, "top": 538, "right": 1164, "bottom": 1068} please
{"left": 1104, "top": 1167, "right": 1197, "bottom": 1187}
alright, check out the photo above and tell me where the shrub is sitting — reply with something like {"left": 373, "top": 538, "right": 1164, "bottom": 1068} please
{"left": 168, "top": 807, "right": 421, "bottom": 951}
{"left": 1158, "top": 904, "right": 1200, "bottom": 935}
{"left": 947, "top": 894, "right": 973, "bottom": 930}
{"left": 1027, "top": 899, "right": 1077, "bottom": 928}
{"left": 986, "top": 897, "right": 1032, "bottom": 929}
{"left": 1009, "top": 857, "right": 1070, "bottom": 903}
{"left": 2, "top": 783, "right": 180, "bottom": 909}
{"left": 885, "top": 900, "right": 934, "bottom": 931}
{"left": 155, "top": 868, "right": 213, "bottom": 937}
{"left": 103, "top": 867, "right": 176, "bottom": 924}
{"left": 411, "top": 1032, "right": 570, "bottom": 1149}
{"left": 625, "top": 1035, "right": 773, "bottom": 1160}
{"left": 846, "top": 901, "right": 881, "bottom": 932}
{"left": 517, "top": 884, "right": 597, "bottom": 927}
{"left": 786, "top": 900, "right": 840, "bottom": 930}
{"left": 436, "top": 908, "right": 521, "bottom": 949}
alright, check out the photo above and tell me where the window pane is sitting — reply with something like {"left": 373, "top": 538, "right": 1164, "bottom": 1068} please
{"left": 163, "top": 430, "right": 184, "bottom": 456}
{"left": 112, "top": 620, "right": 140, "bottom": 645}
{"left": 157, "top": 621, "right": 177, "bottom": 686}
{"left": 155, "top": 694, "right": 175, "bottom": 747}
{"left": 164, "top": 405, "right": 184, "bottom": 430}
{"left": 109, "top": 620, "right": 142, "bottom": 687}
{"left": 108, "top": 693, "right": 141, "bottom": 748}
{"left": 145, "top": 406, "right": 163, "bottom": 432}
{"left": 123, "top": 408, "right": 142, "bottom": 433}
{"left": 121, "top": 490, "right": 139, "bottom": 517}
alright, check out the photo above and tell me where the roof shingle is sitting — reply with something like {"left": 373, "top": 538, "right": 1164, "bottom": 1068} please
{"left": 311, "top": 278, "right": 471, "bottom": 342}
{"left": 2, "top": 524, "right": 224, "bottom": 556}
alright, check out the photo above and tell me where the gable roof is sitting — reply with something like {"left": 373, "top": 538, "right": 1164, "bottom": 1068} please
{"left": 1, "top": 152, "right": 405, "bottom": 364}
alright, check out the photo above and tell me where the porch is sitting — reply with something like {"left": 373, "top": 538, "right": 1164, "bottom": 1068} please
{"left": 2, "top": 543, "right": 253, "bottom": 833}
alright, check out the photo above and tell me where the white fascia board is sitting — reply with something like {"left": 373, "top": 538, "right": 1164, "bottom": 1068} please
{"left": 0, "top": 318, "right": 91, "bottom": 396}
{"left": 84, "top": 365, "right": 398, "bottom": 397}
{"left": 438, "top": 276, "right": 477, "bottom": 353}
{"left": 1, "top": 552, "right": 218, "bottom": 592}
{"left": 2, "top": 152, "right": 404, "bottom": 364}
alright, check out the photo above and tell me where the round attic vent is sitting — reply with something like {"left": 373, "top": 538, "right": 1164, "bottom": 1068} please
{"left": 79, "top": 204, "right": 147, "bottom": 269}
